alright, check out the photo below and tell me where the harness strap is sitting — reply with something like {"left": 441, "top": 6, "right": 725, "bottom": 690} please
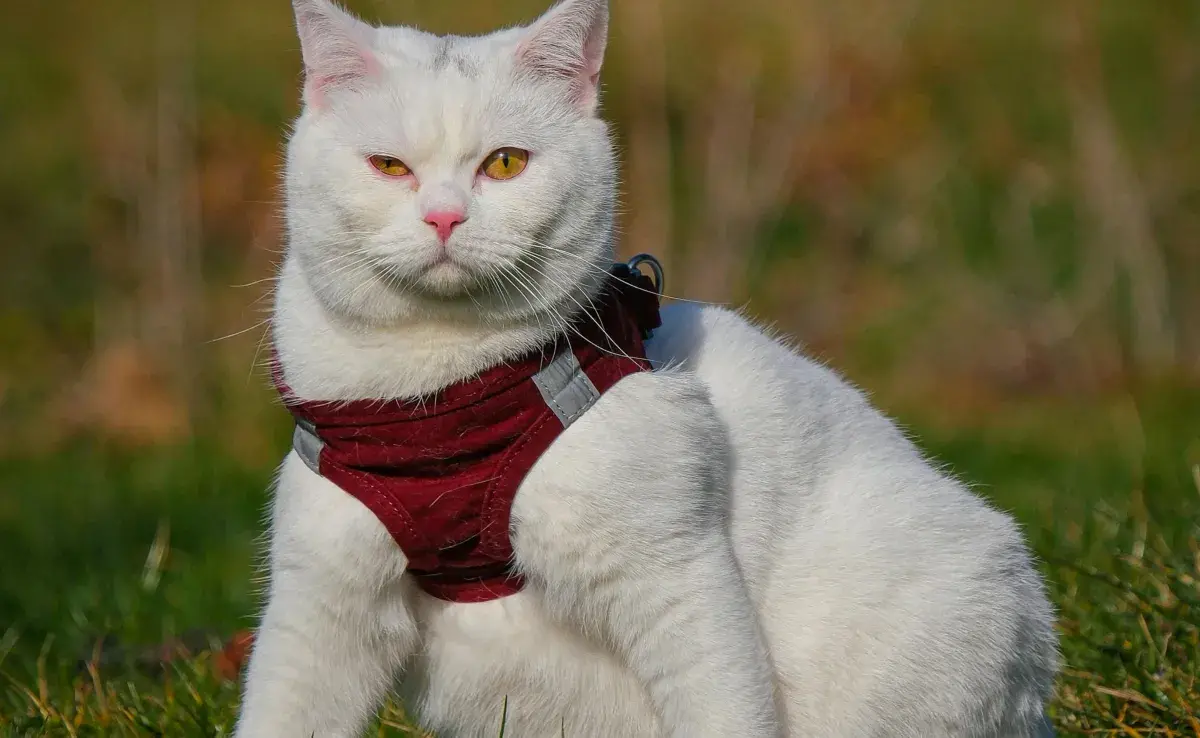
{"left": 291, "top": 345, "right": 605, "bottom": 475}
{"left": 293, "top": 417, "right": 322, "bottom": 474}
{"left": 531, "top": 349, "right": 601, "bottom": 427}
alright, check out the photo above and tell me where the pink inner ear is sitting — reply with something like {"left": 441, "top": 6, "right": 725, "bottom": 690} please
{"left": 517, "top": 42, "right": 604, "bottom": 111}
{"left": 305, "top": 76, "right": 334, "bottom": 108}
{"left": 304, "top": 45, "right": 379, "bottom": 107}
{"left": 295, "top": 0, "right": 381, "bottom": 108}
{"left": 515, "top": 1, "right": 607, "bottom": 111}
{"left": 358, "top": 48, "right": 383, "bottom": 77}
{"left": 583, "top": 28, "right": 606, "bottom": 78}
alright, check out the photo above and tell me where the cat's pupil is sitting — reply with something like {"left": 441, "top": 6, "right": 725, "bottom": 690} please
{"left": 500, "top": 153, "right": 509, "bottom": 168}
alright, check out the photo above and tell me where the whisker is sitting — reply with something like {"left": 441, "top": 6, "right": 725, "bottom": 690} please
{"left": 209, "top": 319, "right": 272, "bottom": 344}
{"left": 495, "top": 269, "right": 566, "bottom": 345}
{"left": 521, "top": 258, "right": 641, "bottom": 365}
{"left": 494, "top": 234, "right": 720, "bottom": 307}
{"left": 229, "top": 276, "right": 279, "bottom": 289}
{"left": 248, "top": 320, "right": 274, "bottom": 384}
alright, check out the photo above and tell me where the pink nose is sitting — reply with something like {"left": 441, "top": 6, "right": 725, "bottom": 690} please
{"left": 423, "top": 210, "right": 467, "bottom": 243}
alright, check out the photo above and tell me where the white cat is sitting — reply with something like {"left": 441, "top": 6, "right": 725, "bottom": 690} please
{"left": 235, "top": 0, "right": 1059, "bottom": 736}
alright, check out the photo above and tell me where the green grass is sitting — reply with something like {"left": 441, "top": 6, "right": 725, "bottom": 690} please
{"left": 2, "top": 385, "right": 1198, "bottom": 736}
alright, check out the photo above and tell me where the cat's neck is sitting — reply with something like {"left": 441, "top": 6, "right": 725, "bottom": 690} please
{"left": 272, "top": 257, "right": 572, "bottom": 401}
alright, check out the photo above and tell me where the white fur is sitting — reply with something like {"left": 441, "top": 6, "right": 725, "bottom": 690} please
{"left": 236, "top": 1, "right": 1059, "bottom": 736}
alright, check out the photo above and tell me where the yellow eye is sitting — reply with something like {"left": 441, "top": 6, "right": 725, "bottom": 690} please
{"left": 481, "top": 148, "right": 529, "bottom": 181}
{"left": 368, "top": 155, "right": 411, "bottom": 177}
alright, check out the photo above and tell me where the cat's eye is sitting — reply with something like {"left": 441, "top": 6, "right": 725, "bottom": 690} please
{"left": 481, "top": 148, "right": 529, "bottom": 181}
{"left": 369, "top": 155, "right": 411, "bottom": 177}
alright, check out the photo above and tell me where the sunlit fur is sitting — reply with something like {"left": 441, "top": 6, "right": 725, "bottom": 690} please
{"left": 237, "top": 1, "right": 1059, "bottom": 736}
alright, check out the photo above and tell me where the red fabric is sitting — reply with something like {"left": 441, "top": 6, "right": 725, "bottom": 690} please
{"left": 274, "top": 270, "right": 660, "bottom": 603}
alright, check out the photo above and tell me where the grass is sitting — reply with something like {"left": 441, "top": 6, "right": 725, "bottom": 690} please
{"left": 1, "top": 384, "right": 1198, "bottom": 736}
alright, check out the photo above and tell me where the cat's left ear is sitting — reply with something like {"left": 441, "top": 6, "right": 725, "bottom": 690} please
{"left": 293, "top": 0, "right": 380, "bottom": 109}
{"left": 516, "top": 0, "right": 609, "bottom": 115}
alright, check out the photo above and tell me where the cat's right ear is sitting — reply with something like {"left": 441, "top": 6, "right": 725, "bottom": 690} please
{"left": 517, "top": 0, "right": 609, "bottom": 115}
{"left": 292, "top": 0, "right": 379, "bottom": 109}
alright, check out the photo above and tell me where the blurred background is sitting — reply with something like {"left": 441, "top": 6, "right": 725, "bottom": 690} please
{"left": 2, "top": 0, "right": 1198, "bottom": 730}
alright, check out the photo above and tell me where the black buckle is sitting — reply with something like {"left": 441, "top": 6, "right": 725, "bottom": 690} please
{"left": 610, "top": 254, "right": 665, "bottom": 340}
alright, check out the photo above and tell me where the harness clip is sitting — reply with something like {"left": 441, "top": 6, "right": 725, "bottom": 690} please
{"left": 626, "top": 253, "right": 665, "bottom": 296}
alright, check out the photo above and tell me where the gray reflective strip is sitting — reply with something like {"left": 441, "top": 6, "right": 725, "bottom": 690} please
{"left": 293, "top": 418, "right": 323, "bottom": 474}
{"left": 533, "top": 351, "right": 601, "bottom": 427}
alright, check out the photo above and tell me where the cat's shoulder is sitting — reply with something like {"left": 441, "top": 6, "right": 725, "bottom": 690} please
{"left": 541, "top": 359, "right": 728, "bottom": 485}
{"left": 651, "top": 302, "right": 861, "bottom": 400}
{"left": 651, "top": 302, "right": 818, "bottom": 373}
{"left": 594, "top": 363, "right": 723, "bottom": 442}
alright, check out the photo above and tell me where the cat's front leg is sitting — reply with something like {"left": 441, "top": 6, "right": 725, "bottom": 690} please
{"left": 514, "top": 372, "right": 782, "bottom": 738}
{"left": 235, "top": 456, "right": 419, "bottom": 738}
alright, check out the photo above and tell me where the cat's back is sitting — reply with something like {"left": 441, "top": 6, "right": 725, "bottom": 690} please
{"left": 648, "top": 303, "right": 1058, "bottom": 736}
{"left": 648, "top": 301, "right": 1049, "bottom": 598}
{"left": 648, "top": 301, "right": 1005, "bottom": 525}
{"left": 646, "top": 301, "right": 916, "bottom": 525}
{"left": 647, "top": 302, "right": 978, "bottom": 588}
{"left": 648, "top": 303, "right": 893, "bottom": 461}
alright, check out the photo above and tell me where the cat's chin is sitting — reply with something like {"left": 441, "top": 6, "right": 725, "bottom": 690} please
{"left": 414, "top": 261, "right": 480, "bottom": 298}
{"left": 369, "top": 260, "right": 478, "bottom": 301}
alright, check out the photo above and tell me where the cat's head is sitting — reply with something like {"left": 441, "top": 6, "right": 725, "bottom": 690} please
{"left": 284, "top": 0, "right": 615, "bottom": 328}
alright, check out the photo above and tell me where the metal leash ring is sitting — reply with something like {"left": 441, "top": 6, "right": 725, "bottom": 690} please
{"left": 625, "top": 253, "right": 665, "bottom": 297}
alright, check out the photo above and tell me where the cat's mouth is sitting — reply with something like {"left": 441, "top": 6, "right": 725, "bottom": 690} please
{"left": 373, "top": 256, "right": 500, "bottom": 301}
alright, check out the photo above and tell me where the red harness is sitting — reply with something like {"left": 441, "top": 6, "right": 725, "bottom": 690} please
{"left": 273, "top": 263, "right": 661, "bottom": 603}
